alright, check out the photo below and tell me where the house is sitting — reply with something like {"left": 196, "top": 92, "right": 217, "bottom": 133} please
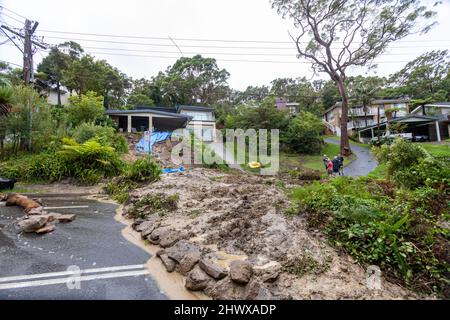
{"left": 275, "top": 98, "right": 300, "bottom": 116}
{"left": 105, "top": 108, "right": 192, "bottom": 133}
{"left": 323, "top": 98, "right": 410, "bottom": 136}
{"left": 177, "top": 105, "right": 216, "bottom": 142}
{"left": 105, "top": 104, "right": 217, "bottom": 141}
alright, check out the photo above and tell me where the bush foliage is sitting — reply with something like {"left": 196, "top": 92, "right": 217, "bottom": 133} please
{"left": 0, "top": 138, "right": 126, "bottom": 184}
{"left": 290, "top": 177, "right": 449, "bottom": 297}
{"left": 72, "top": 122, "right": 128, "bottom": 154}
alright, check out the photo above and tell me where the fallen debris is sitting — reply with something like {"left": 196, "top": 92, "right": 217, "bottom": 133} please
{"left": 1, "top": 193, "right": 76, "bottom": 235}
{"left": 123, "top": 167, "right": 419, "bottom": 300}
{"left": 5, "top": 193, "right": 41, "bottom": 213}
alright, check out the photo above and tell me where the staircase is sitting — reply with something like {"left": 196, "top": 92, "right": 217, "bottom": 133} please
{"left": 322, "top": 120, "right": 341, "bottom": 137}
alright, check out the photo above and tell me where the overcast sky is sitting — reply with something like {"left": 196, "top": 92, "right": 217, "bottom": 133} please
{"left": 1, "top": 0, "right": 450, "bottom": 90}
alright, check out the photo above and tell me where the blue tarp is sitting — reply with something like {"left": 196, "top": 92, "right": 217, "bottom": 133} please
{"left": 161, "top": 167, "right": 186, "bottom": 174}
{"left": 136, "top": 131, "right": 171, "bottom": 154}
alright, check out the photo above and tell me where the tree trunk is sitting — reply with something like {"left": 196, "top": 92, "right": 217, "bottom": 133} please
{"left": 56, "top": 81, "right": 62, "bottom": 106}
{"left": 364, "top": 104, "right": 368, "bottom": 127}
{"left": 377, "top": 106, "right": 381, "bottom": 139}
{"left": 335, "top": 79, "right": 352, "bottom": 156}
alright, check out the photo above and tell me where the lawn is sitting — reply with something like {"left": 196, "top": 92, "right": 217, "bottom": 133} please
{"left": 280, "top": 141, "right": 356, "bottom": 174}
{"left": 367, "top": 141, "right": 449, "bottom": 178}
{"left": 417, "top": 142, "right": 450, "bottom": 157}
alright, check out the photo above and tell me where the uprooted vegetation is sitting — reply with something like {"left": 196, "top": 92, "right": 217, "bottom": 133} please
{"left": 290, "top": 164, "right": 449, "bottom": 297}
{"left": 122, "top": 168, "right": 417, "bottom": 300}
{"left": 105, "top": 156, "right": 161, "bottom": 203}
{"left": 128, "top": 193, "right": 179, "bottom": 219}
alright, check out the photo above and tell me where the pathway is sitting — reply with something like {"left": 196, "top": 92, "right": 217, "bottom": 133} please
{"left": 324, "top": 138, "right": 378, "bottom": 177}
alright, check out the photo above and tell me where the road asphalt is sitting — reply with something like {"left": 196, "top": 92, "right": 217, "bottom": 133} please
{"left": 0, "top": 194, "right": 167, "bottom": 300}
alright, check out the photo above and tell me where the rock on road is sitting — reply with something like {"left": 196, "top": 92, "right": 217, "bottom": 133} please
{"left": 0, "top": 194, "right": 167, "bottom": 300}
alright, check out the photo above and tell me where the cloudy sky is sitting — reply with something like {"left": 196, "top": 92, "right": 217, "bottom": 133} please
{"left": 1, "top": 0, "right": 450, "bottom": 90}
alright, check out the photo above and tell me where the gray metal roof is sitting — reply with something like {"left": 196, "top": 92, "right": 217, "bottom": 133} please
{"left": 177, "top": 105, "right": 214, "bottom": 112}
{"left": 358, "top": 114, "right": 439, "bottom": 132}
{"left": 424, "top": 102, "right": 450, "bottom": 107}
{"left": 105, "top": 108, "right": 192, "bottom": 119}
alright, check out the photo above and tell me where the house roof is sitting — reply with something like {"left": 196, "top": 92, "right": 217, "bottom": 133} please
{"left": 358, "top": 114, "right": 439, "bottom": 132}
{"left": 424, "top": 102, "right": 450, "bottom": 107}
{"left": 371, "top": 98, "right": 410, "bottom": 105}
{"left": 134, "top": 105, "right": 177, "bottom": 113}
{"left": 177, "top": 105, "right": 214, "bottom": 112}
{"left": 105, "top": 108, "right": 192, "bottom": 119}
{"left": 410, "top": 102, "right": 450, "bottom": 114}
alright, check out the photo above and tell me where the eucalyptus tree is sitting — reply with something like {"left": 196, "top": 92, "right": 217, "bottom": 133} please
{"left": 272, "top": 0, "right": 439, "bottom": 155}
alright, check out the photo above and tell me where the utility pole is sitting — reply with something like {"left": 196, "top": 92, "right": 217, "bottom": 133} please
{"left": 1, "top": 19, "right": 46, "bottom": 150}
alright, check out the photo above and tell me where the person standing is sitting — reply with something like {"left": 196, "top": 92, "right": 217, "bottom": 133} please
{"left": 337, "top": 154, "right": 344, "bottom": 176}
{"left": 327, "top": 159, "right": 333, "bottom": 177}
{"left": 323, "top": 155, "right": 329, "bottom": 171}
{"left": 332, "top": 156, "right": 340, "bottom": 177}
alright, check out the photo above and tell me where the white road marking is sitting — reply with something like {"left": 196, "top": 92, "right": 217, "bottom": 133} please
{"left": 0, "top": 269, "right": 149, "bottom": 290}
{"left": 43, "top": 205, "right": 89, "bottom": 209}
{"left": 0, "top": 264, "right": 145, "bottom": 283}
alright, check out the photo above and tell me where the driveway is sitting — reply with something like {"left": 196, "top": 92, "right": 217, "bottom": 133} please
{"left": 0, "top": 194, "right": 167, "bottom": 300}
{"left": 324, "top": 138, "right": 378, "bottom": 177}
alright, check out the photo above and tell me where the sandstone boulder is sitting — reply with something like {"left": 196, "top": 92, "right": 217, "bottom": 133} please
{"left": 18, "top": 216, "right": 48, "bottom": 233}
{"left": 35, "top": 223, "right": 55, "bottom": 234}
{"left": 208, "top": 276, "right": 246, "bottom": 300}
{"left": 199, "top": 255, "right": 228, "bottom": 280}
{"left": 159, "top": 253, "right": 176, "bottom": 273}
{"left": 253, "top": 261, "right": 281, "bottom": 283}
{"left": 244, "top": 279, "right": 273, "bottom": 300}
{"left": 159, "top": 229, "right": 187, "bottom": 248}
{"left": 179, "top": 251, "right": 201, "bottom": 275}
{"left": 165, "top": 240, "right": 200, "bottom": 263}
{"left": 229, "top": 260, "right": 253, "bottom": 284}
{"left": 185, "top": 265, "right": 212, "bottom": 291}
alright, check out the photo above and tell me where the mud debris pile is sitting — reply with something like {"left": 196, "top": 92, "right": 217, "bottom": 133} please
{"left": 123, "top": 168, "right": 417, "bottom": 300}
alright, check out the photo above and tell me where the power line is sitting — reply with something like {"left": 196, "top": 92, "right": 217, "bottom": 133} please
{"left": 38, "top": 29, "right": 450, "bottom": 44}
{"left": 0, "top": 12, "right": 25, "bottom": 25}
{"left": 39, "top": 35, "right": 450, "bottom": 50}
{"left": 69, "top": 50, "right": 413, "bottom": 64}
{"left": 30, "top": 42, "right": 424, "bottom": 57}
{"left": 0, "top": 59, "right": 22, "bottom": 67}
{"left": 0, "top": 5, "right": 28, "bottom": 20}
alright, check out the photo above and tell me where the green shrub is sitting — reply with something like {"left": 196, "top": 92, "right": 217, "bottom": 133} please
{"left": 67, "top": 91, "right": 105, "bottom": 127}
{"left": 290, "top": 177, "right": 449, "bottom": 297}
{"left": 283, "top": 112, "right": 324, "bottom": 154}
{"left": 374, "top": 139, "right": 449, "bottom": 190}
{"left": 392, "top": 156, "right": 450, "bottom": 189}
{"left": 1, "top": 137, "right": 126, "bottom": 184}
{"left": 126, "top": 156, "right": 161, "bottom": 182}
{"left": 373, "top": 138, "right": 429, "bottom": 177}
{"left": 105, "top": 177, "right": 138, "bottom": 204}
{"left": 71, "top": 122, "right": 128, "bottom": 154}
{"left": 58, "top": 138, "right": 125, "bottom": 183}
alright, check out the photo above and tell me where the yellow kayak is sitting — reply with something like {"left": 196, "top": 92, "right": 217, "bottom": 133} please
{"left": 248, "top": 161, "right": 261, "bottom": 169}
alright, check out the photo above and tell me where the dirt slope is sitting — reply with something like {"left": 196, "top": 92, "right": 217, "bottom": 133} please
{"left": 123, "top": 168, "right": 418, "bottom": 299}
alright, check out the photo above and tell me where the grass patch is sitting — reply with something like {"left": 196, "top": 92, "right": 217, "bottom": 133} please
{"left": 280, "top": 142, "right": 355, "bottom": 176}
{"left": 417, "top": 142, "right": 450, "bottom": 157}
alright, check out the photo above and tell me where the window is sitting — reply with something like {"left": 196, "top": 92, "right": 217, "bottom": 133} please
{"left": 182, "top": 111, "right": 212, "bottom": 121}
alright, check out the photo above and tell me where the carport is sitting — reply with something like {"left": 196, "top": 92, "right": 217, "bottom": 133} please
{"left": 358, "top": 115, "right": 446, "bottom": 142}
{"left": 105, "top": 109, "right": 192, "bottom": 133}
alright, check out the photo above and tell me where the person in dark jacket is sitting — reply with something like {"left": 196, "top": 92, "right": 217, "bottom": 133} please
{"left": 337, "top": 154, "right": 344, "bottom": 176}
{"left": 332, "top": 156, "right": 340, "bottom": 176}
